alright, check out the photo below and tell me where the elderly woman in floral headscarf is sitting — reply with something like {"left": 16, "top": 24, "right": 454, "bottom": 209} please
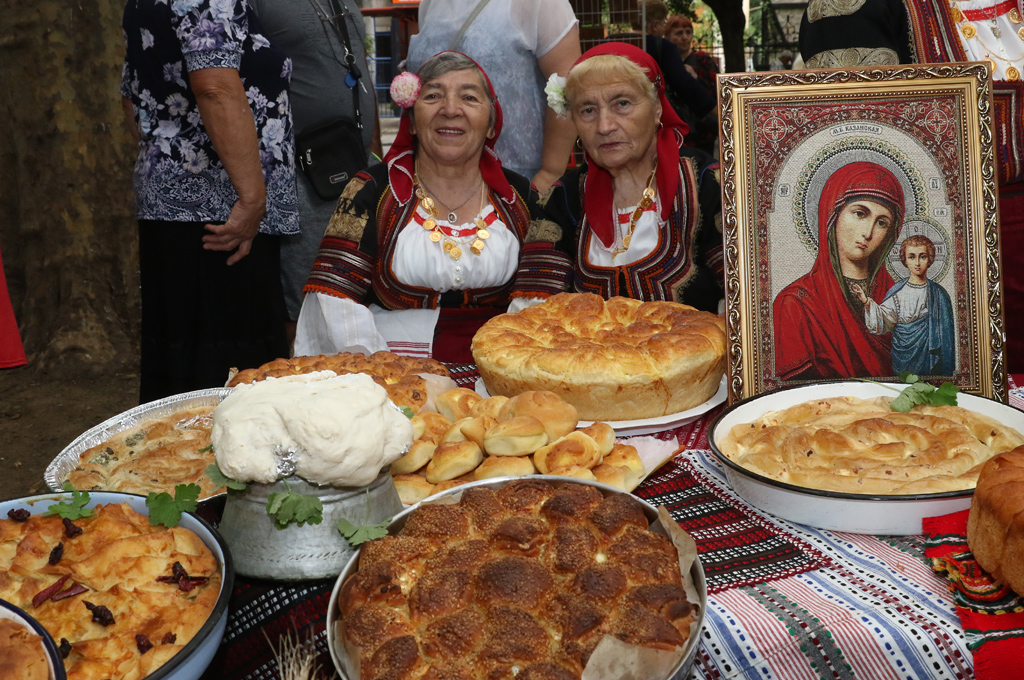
{"left": 295, "top": 51, "right": 572, "bottom": 363}
{"left": 542, "top": 42, "right": 723, "bottom": 312}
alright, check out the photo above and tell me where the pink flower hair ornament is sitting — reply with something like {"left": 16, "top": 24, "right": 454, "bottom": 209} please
{"left": 390, "top": 72, "right": 421, "bottom": 109}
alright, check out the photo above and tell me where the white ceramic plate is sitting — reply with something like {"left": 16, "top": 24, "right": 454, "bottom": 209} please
{"left": 475, "top": 375, "right": 727, "bottom": 436}
{"left": 708, "top": 381, "right": 1024, "bottom": 535}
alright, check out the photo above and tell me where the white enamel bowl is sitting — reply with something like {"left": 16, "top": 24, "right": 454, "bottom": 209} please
{"left": 708, "top": 381, "right": 1024, "bottom": 535}
{"left": 0, "top": 491, "right": 234, "bottom": 680}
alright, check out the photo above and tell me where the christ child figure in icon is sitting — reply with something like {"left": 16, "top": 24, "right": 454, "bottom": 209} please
{"left": 853, "top": 234, "right": 955, "bottom": 376}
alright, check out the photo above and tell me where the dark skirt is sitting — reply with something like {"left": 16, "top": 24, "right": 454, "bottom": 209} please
{"left": 138, "top": 220, "right": 288, "bottom": 403}
{"left": 432, "top": 306, "right": 504, "bottom": 365}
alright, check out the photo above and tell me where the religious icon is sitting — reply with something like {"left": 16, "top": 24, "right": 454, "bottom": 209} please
{"left": 718, "top": 63, "right": 1005, "bottom": 401}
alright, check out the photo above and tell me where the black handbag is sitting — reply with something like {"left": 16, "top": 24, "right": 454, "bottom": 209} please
{"left": 296, "top": 115, "right": 366, "bottom": 200}
{"left": 297, "top": 0, "right": 369, "bottom": 200}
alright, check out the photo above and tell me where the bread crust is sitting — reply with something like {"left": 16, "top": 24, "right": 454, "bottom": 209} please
{"left": 473, "top": 294, "right": 726, "bottom": 420}
{"left": 967, "top": 447, "right": 1024, "bottom": 596}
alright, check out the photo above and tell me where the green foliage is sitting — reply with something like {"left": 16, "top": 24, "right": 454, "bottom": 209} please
{"left": 44, "top": 484, "right": 93, "bottom": 520}
{"left": 205, "top": 462, "right": 248, "bottom": 491}
{"left": 400, "top": 405, "right": 415, "bottom": 419}
{"left": 265, "top": 492, "right": 324, "bottom": 530}
{"left": 146, "top": 484, "right": 201, "bottom": 528}
{"left": 855, "top": 372, "right": 960, "bottom": 413}
{"left": 336, "top": 517, "right": 392, "bottom": 546}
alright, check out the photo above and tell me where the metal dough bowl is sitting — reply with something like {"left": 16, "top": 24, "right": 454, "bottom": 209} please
{"left": 325, "top": 475, "right": 707, "bottom": 680}
{"left": 0, "top": 491, "right": 234, "bottom": 680}
{"left": 709, "top": 381, "right": 1024, "bottom": 534}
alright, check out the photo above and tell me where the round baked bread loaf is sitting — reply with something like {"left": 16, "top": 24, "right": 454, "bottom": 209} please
{"left": 967, "top": 447, "right": 1024, "bottom": 596}
{"left": 472, "top": 293, "right": 726, "bottom": 420}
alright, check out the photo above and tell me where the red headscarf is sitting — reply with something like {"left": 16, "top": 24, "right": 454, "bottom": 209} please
{"left": 774, "top": 161, "right": 906, "bottom": 379}
{"left": 383, "top": 51, "right": 516, "bottom": 206}
{"left": 570, "top": 42, "right": 690, "bottom": 247}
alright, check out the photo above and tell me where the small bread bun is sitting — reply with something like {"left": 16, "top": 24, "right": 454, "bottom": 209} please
{"left": 580, "top": 422, "right": 616, "bottom": 456}
{"left": 441, "top": 417, "right": 474, "bottom": 444}
{"left": 412, "top": 412, "right": 452, "bottom": 445}
{"left": 593, "top": 463, "right": 642, "bottom": 492}
{"left": 499, "top": 390, "right": 579, "bottom": 440}
{"left": 604, "top": 443, "right": 645, "bottom": 479}
{"left": 459, "top": 415, "right": 498, "bottom": 449}
{"left": 547, "top": 464, "right": 597, "bottom": 481}
{"left": 533, "top": 431, "right": 602, "bottom": 474}
{"left": 474, "top": 455, "right": 536, "bottom": 480}
{"left": 393, "top": 474, "right": 434, "bottom": 505}
{"left": 391, "top": 440, "right": 436, "bottom": 476}
{"left": 483, "top": 416, "right": 549, "bottom": 457}
{"left": 470, "top": 395, "right": 509, "bottom": 419}
{"left": 425, "top": 441, "right": 484, "bottom": 483}
{"left": 436, "top": 388, "right": 483, "bottom": 422}
{"left": 433, "top": 479, "right": 471, "bottom": 494}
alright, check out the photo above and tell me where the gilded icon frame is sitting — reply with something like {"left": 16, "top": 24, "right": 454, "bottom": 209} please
{"left": 718, "top": 63, "right": 1005, "bottom": 402}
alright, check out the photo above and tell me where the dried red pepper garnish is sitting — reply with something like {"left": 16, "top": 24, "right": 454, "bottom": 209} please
{"left": 136, "top": 634, "right": 153, "bottom": 654}
{"left": 32, "top": 574, "right": 71, "bottom": 608}
{"left": 7, "top": 508, "right": 30, "bottom": 522}
{"left": 83, "top": 600, "right": 115, "bottom": 626}
{"left": 161, "top": 632, "right": 177, "bottom": 644}
{"left": 48, "top": 542, "right": 64, "bottom": 566}
{"left": 52, "top": 583, "right": 88, "bottom": 602}
{"left": 62, "top": 517, "right": 83, "bottom": 538}
{"left": 58, "top": 638, "right": 72, "bottom": 659}
{"left": 156, "top": 561, "right": 209, "bottom": 591}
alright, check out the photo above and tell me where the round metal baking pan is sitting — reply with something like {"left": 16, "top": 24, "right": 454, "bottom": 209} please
{"left": 325, "top": 475, "right": 707, "bottom": 680}
{"left": 708, "top": 381, "right": 1024, "bottom": 534}
{"left": 44, "top": 388, "right": 231, "bottom": 502}
{"left": 0, "top": 491, "right": 234, "bottom": 680}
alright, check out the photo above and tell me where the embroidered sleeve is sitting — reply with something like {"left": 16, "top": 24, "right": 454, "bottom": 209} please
{"left": 511, "top": 242, "right": 573, "bottom": 300}
{"left": 304, "top": 174, "right": 377, "bottom": 302}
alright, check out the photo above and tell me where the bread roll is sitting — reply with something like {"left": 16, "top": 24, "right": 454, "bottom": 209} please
{"left": 604, "top": 443, "right": 645, "bottom": 479}
{"left": 968, "top": 447, "right": 1024, "bottom": 596}
{"left": 483, "top": 415, "right": 548, "bottom": 456}
{"left": 547, "top": 464, "right": 597, "bottom": 481}
{"left": 393, "top": 474, "right": 435, "bottom": 504}
{"left": 435, "top": 387, "right": 483, "bottom": 422}
{"left": 433, "top": 479, "right": 471, "bottom": 493}
{"left": 459, "top": 415, "right": 498, "bottom": 448}
{"left": 499, "top": 390, "right": 579, "bottom": 440}
{"left": 470, "top": 395, "right": 509, "bottom": 419}
{"left": 474, "top": 455, "right": 536, "bottom": 480}
{"left": 440, "top": 417, "right": 474, "bottom": 444}
{"left": 425, "top": 441, "right": 484, "bottom": 483}
{"left": 390, "top": 440, "right": 436, "bottom": 476}
{"left": 593, "top": 463, "right": 642, "bottom": 491}
{"left": 411, "top": 412, "right": 451, "bottom": 445}
{"left": 533, "top": 431, "right": 602, "bottom": 474}
{"left": 580, "top": 422, "right": 616, "bottom": 455}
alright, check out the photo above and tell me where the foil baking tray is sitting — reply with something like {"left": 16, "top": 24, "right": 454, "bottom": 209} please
{"left": 44, "top": 388, "right": 232, "bottom": 495}
{"left": 326, "top": 475, "right": 707, "bottom": 680}
{"left": 708, "top": 381, "right": 1024, "bottom": 534}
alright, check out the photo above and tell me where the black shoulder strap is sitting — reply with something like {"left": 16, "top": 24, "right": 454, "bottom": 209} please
{"left": 323, "top": 0, "right": 364, "bottom": 130}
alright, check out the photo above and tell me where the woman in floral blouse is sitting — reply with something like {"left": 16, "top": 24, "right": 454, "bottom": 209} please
{"left": 121, "top": 0, "right": 299, "bottom": 402}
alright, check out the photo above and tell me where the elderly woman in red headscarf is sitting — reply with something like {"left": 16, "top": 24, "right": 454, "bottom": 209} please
{"left": 542, "top": 42, "right": 723, "bottom": 311}
{"left": 773, "top": 161, "right": 905, "bottom": 380}
{"left": 294, "top": 51, "right": 572, "bottom": 363}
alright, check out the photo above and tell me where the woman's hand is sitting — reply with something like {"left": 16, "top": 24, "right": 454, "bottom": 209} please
{"left": 190, "top": 66, "right": 267, "bottom": 265}
{"left": 203, "top": 195, "right": 266, "bottom": 265}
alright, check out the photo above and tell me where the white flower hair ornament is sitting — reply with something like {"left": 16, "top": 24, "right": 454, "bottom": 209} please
{"left": 545, "top": 73, "right": 568, "bottom": 118}
{"left": 390, "top": 72, "right": 421, "bottom": 109}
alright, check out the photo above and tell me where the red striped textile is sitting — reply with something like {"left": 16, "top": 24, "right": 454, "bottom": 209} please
{"left": 923, "top": 509, "right": 1024, "bottom": 680}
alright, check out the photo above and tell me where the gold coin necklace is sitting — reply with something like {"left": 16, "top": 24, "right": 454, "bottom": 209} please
{"left": 611, "top": 160, "right": 658, "bottom": 257}
{"left": 953, "top": 0, "right": 1024, "bottom": 79}
{"left": 414, "top": 177, "right": 492, "bottom": 260}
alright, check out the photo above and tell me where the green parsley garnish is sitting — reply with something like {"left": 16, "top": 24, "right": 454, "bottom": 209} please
{"left": 44, "top": 483, "right": 93, "bottom": 520}
{"left": 265, "top": 491, "right": 323, "bottom": 529}
{"left": 400, "top": 405, "right": 415, "bottom": 419}
{"left": 336, "top": 517, "right": 391, "bottom": 546}
{"left": 856, "top": 371, "right": 959, "bottom": 413}
{"left": 146, "top": 484, "right": 201, "bottom": 528}
{"left": 205, "top": 462, "right": 248, "bottom": 491}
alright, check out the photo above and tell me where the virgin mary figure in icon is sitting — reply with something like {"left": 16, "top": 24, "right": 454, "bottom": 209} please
{"left": 774, "top": 161, "right": 904, "bottom": 380}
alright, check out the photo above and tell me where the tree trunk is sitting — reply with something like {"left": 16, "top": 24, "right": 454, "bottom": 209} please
{"left": 702, "top": 1, "right": 747, "bottom": 73}
{"left": 0, "top": 0, "right": 140, "bottom": 377}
